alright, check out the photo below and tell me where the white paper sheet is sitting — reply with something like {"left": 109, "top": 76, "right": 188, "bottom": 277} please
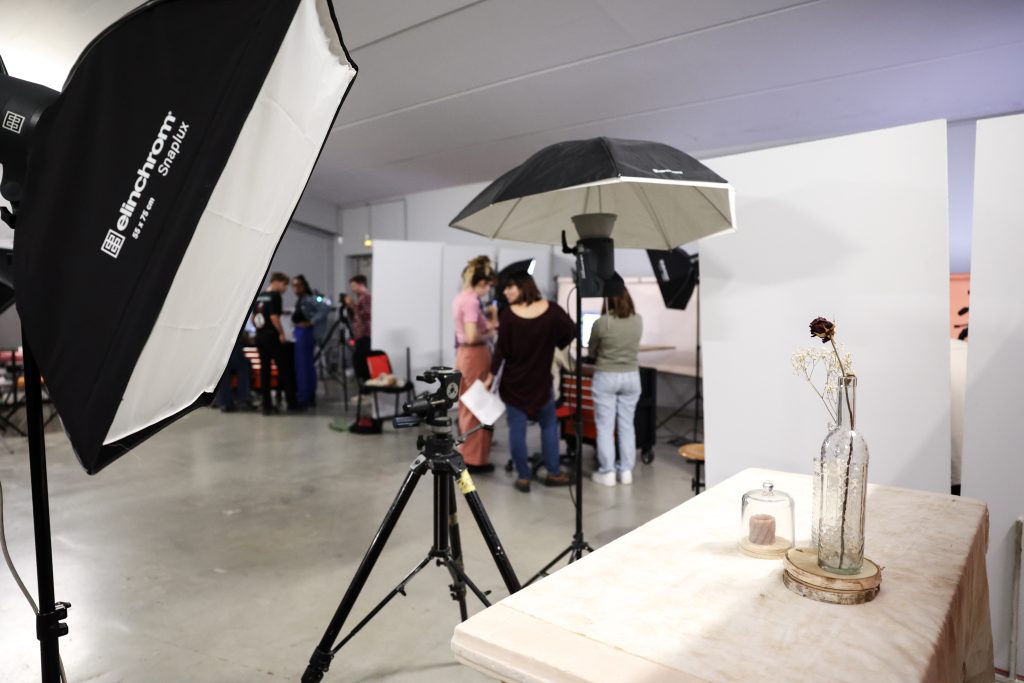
{"left": 460, "top": 379, "right": 505, "bottom": 426}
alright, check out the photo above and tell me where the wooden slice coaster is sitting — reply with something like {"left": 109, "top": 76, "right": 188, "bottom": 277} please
{"left": 738, "top": 536, "right": 792, "bottom": 559}
{"left": 782, "top": 547, "right": 881, "bottom": 605}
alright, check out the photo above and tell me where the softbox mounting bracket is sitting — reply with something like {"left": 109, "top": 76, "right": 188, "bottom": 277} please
{"left": 36, "top": 601, "right": 71, "bottom": 641}
{"left": 0, "top": 62, "right": 60, "bottom": 229}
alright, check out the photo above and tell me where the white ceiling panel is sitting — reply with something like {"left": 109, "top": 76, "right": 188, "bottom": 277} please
{"left": 335, "top": 0, "right": 481, "bottom": 49}
{"left": 5, "top": 0, "right": 1024, "bottom": 207}
{"left": 335, "top": 0, "right": 808, "bottom": 122}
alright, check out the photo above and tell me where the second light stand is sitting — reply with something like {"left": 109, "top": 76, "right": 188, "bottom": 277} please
{"left": 525, "top": 228, "right": 612, "bottom": 584}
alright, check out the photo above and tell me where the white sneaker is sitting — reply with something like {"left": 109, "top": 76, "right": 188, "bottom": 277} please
{"left": 617, "top": 470, "right": 633, "bottom": 485}
{"left": 591, "top": 471, "right": 617, "bottom": 487}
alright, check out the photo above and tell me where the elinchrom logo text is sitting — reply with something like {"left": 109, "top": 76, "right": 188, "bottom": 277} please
{"left": 101, "top": 111, "right": 176, "bottom": 259}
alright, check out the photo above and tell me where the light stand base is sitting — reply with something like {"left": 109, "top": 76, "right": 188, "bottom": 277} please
{"left": 525, "top": 534, "right": 594, "bottom": 586}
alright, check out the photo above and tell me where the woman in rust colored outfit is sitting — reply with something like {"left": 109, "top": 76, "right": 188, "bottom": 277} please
{"left": 452, "top": 257, "right": 496, "bottom": 471}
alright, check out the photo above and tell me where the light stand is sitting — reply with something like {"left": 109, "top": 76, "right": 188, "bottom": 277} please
{"left": 315, "top": 305, "right": 353, "bottom": 408}
{"left": 302, "top": 368, "right": 520, "bottom": 682}
{"left": 653, "top": 256, "right": 702, "bottom": 445}
{"left": 526, "top": 215, "right": 620, "bottom": 585}
{"left": 2, "top": 66, "right": 68, "bottom": 683}
{"left": 24, "top": 342, "right": 70, "bottom": 683}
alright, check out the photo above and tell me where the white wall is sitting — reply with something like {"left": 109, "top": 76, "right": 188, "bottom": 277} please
{"left": 371, "top": 240, "right": 444, "bottom": 394}
{"left": 293, "top": 193, "right": 340, "bottom": 234}
{"left": 701, "top": 120, "right": 952, "bottom": 494}
{"left": 961, "top": 112, "right": 1024, "bottom": 673}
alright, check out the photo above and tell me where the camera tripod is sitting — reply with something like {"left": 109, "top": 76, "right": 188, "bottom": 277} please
{"left": 302, "top": 369, "right": 521, "bottom": 682}
{"left": 315, "top": 306, "right": 354, "bottom": 406}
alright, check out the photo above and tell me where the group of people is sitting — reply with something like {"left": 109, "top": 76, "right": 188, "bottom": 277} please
{"left": 216, "top": 272, "right": 373, "bottom": 415}
{"left": 452, "top": 256, "right": 644, "bottom": 493}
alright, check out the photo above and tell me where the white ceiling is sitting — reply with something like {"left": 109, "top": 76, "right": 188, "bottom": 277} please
{"left": 4, "top": 0, "right": 1024, "bottom": 207}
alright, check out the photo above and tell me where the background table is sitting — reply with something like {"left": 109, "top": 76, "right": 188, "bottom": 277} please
{"left": 452, "top": 468, "right": 993, "bottom": 682}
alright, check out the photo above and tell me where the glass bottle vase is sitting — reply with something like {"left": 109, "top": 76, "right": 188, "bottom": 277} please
{"left": 811, "top": 419, "right": 836, "bottom": 549}
{"left": 817, "top": 375, "right": 869, "bottom": 574}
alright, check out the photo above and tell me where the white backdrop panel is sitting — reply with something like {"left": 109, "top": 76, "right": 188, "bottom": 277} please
{"left": 701, "top": 120, "right": 951, "bottom": 493}
{"left": 441, "top": 245, "right": 497, "bottom": 367}
{"left": 372, "top": 240, "right": 444, "bottom": 395}
{"left": 962, "top": 112, "right": 1024, "bottom": 671}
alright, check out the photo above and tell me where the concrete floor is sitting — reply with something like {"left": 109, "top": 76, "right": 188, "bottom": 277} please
{"left": 0, "top": 395, "right": 697, "bottom": 682}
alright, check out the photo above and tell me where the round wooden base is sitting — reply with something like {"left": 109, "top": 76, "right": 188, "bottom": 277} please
{"left": 782, "top": 547, "right": 881, "bottom": 605}
{"left": 738, "top": 536, "right": 792, "bottom": 559}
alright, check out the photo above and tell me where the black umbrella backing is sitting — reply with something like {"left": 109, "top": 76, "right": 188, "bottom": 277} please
{"left": 450, "top": 137, "right": 735, "bottom": 249}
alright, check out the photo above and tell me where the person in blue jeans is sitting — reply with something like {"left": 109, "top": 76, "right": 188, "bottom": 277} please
{"left": 291, "top": 274, "right": 327, "bottom": 408}
{"left": 588, "top": 286, "right": 643, "bottom": 486}
{"left": 485, "top": 272, "right": 576, "bottom": 493}
{"left": 215, "top": 332, "right": 253, "bottom": 412}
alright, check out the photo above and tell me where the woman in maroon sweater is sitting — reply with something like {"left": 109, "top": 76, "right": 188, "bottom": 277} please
{"left": 486, "top": 272, "right": 575, "bottom": 492}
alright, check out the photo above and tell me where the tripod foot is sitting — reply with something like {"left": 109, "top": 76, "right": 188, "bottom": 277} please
{"left": 302, "top": 648, "right": 333, "bottom": 682}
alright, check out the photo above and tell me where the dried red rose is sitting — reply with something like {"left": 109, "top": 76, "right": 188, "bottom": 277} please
{"left": 809, "top": 317, "right": 835, "bottom": 343}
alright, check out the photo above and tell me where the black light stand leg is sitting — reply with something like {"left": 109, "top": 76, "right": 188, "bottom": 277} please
{"left": 438, "top": 473, "right": 469, "bottom": 620}
{"left": 302, "top": 458, "right": 428, "bottom": 683}
{"left": 526, "top": 246, "right": 594, "bottom": 586}
{"left": 665, "top": 285, "right": 703, "bottom": 446}
{"left": 24, "top": 341, "right": 68, "bottom": 683}
{"left": 455, "top": 470, "right": 522, "bottom": 594}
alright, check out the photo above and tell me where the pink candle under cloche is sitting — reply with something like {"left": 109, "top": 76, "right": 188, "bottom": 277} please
{"left": 749, "top": 514, "right": 776, "bottom": 545}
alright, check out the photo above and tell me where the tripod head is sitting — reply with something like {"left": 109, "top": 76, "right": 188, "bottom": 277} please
{"left": 393, "top": 367, "right": 462, "bottom": 430}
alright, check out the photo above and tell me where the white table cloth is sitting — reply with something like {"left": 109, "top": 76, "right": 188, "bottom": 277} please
{"left": 452, "top": 468, "right": 993, "bottom": 682}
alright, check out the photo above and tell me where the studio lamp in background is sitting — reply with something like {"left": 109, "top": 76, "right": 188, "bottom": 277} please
{"left": 452, "top": 137, "right": 735, "bottom": 581}
{"left": 0, "top": 1, "right": 356, "bottom": 680}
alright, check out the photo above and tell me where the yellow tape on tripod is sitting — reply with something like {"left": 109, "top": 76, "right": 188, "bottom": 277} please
{"left": 457, "top": 470, "right": 476, "bottom": 494}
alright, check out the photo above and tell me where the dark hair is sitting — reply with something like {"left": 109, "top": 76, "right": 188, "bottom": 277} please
{"left": 603, "top": 287, "right": 635, "bottom": 318}
{"left": 350, "top": 274, "right": 368, "bottom": 286}
{"left": 469, "top": 267, "right": 493, "bottom": 287}
{"left": 504, "top": 272, "right": 542, "bottom": 304}
{"left": 269, "top": 272, "right": 289, "bottom": 284}
{"left": 292, "top": 274, "right": 311, "bottom": 295}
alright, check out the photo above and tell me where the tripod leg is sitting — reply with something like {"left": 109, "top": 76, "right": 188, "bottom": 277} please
{"left": 302, "top": 456, "right": 429, "bottom": 683}
{"left": 455, "top": 469, "right": 522, "bottom": 593}
{"left": 444, "top": 477, "right": 469, "bottom": 620}
{"left": 525, "top": 545, "right": 574, "bottom": 586}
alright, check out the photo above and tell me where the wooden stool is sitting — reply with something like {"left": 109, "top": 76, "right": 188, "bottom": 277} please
{"left": 677, "top": 442, "right": 705, "bottom": 493}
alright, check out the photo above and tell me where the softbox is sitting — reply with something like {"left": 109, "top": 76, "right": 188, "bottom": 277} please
{"left": 647, "top": 248, "right": 698, "bottom": 310}
{"left": 11, "top": 0, "right": 356, "bottom": 473}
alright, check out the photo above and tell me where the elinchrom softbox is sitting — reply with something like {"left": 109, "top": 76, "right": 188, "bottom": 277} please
{"left": 12, "top": 0, "right": 356, "bottom": 473}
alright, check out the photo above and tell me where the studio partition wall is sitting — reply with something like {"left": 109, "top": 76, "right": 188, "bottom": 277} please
{"left": 962, "top": 112, "right": 1024, "bottom": 675}
{"left": 370, "top": 240, "right": 444, "bottom": 401}
{"left": 700, "top": 120, "right": 952, "bottom": 493}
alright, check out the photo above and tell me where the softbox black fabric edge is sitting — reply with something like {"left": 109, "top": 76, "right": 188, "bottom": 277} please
{"left": 86, "top": 392, "right": 214, "bottom": 475}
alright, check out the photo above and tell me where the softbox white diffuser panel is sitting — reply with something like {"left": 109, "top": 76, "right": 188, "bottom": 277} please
{"left": 701, "top": 120, "right": 951, "bottom": 493}
{"left": 962, "top": 112, "right": 1024, "bottom": 672}
{"left": 14, "top": 0, "right": 356, "bottom": 473}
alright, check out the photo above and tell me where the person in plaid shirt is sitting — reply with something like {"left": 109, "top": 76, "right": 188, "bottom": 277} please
{"left": 345, "top": 274, "right": 372, "bottom": 379}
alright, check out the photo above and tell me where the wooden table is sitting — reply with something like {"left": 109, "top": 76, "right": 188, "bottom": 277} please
{"left": 451, "top": 468, "right": 994, "bottom": 682}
